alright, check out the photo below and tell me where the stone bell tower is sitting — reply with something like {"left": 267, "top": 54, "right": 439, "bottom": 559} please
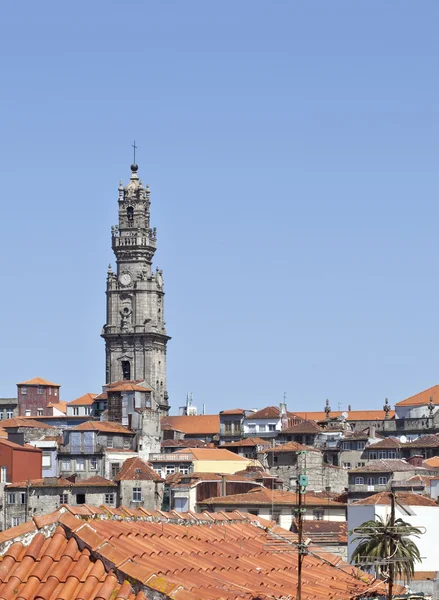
{"left": 101, "top": 163, "right": 170, "bottom": 414}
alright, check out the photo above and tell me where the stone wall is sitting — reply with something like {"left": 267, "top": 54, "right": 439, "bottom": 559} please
{"left": 118, "top": 480, "right": 163, "bottom": 510}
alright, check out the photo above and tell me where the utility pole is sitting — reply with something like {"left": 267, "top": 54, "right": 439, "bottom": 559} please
{"left": 296, "top": 451, "right": 308, "bottom": 600}
{"left": 388, "top": 491, "right": 395, "bottom": 600}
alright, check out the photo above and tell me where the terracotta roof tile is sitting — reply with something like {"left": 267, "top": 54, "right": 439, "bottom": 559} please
{"left": 160, "top": 415, "right": 220, "bottom": 436}
{"left": 114, "top": 457, "right": 163, "bottom": 482}
{"left": 353, "top": 491, "right": 438, "bottom": 506}
{"left": 47, "top": 401, "right": 67, "bottom": 413}
{"left": 70, "top": 421, "right": 134, "bottom": 434}
{"left": 219, "top": 408, "right": 245, "bottom": 415}
{"left": 294, "top": 409, "right": 396, "bottom": 421}
{"left": 68, "top": 393, "right": 98, "bottom": 406}
{"left": 199, "top": 487, "right": 346, "bottom": 507}
{"left": 402, "top": 434, "right": 439, "bottom": 448}
{"left": 222, "top": 437, "right": 270, "bottom": 448}
{"left": 176, "top": 447, "right": 250, "bottom": 462}
{"left": 280, "top": 419, "right": 322, "bottom": 434}
{"left": 74, "top": 476, "right": 116, "bottom": 487}
{"left": 423, "top": 456, "right": 439, "bottom": 468}
{"left": 0, "top": 506, "right": 394, "bottom": 600}
{"left": 263, "top": 441, "right": 314, "bottom": 453}
{"left": 396, "top": 384, "right": 439, "bottom": 407}
{"left": 0, "top": 417, "right": 55, "bottom": 429}
{"left": 17, "top": 377, "right": 60, "bottom": 387}
{"left": 350, "top": 459, "right": 426, "bottom": 473}
{"left": 367, "top": 437, "right": 401, "bottom": 449}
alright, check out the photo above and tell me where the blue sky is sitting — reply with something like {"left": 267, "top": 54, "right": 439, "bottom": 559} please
{"left": 0, "top": 2, "right": 438, "bottom": 414}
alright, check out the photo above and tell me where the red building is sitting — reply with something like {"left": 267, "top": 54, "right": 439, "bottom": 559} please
{"left": 0, "top": 438, "right": 42, "bottom": 483}
{"left": 17, "top": 377, "right": 61, "bottom": 417}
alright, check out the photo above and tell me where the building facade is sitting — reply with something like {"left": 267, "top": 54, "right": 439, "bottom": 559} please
{"left": 101, "top": 163, "right": 170, "bottom": 413}
{"left": 17, "top": 377, "right": 61, "bottom": 417}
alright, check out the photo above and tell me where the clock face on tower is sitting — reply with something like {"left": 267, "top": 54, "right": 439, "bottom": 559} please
{"left": 119, "top": 272, "right": 132, "bottom": 287}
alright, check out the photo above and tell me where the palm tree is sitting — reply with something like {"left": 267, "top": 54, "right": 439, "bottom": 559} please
{"left": 350, "top": 513, "right": 422, "bottom": 585}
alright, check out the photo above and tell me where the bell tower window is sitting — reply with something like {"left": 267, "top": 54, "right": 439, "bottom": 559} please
{"left": 127, "top": 206, "right": 134, "bottom": 223}
{"left": 122, "top": 361, "right": 131, "bottom": 380}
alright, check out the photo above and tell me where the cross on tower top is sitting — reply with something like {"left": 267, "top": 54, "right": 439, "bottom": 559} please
{"left": 132, "top": 140, "right": 138, "bottom": 165}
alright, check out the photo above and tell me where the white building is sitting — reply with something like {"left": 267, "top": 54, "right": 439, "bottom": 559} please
{"left": 348, "top": 491, "right": 439, "bottom": 572}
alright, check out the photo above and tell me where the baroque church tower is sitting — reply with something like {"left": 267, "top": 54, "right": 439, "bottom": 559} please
{"left": 101, "top": 163, "right": 170, "bottom": 413}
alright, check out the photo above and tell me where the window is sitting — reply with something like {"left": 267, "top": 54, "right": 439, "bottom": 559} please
{"left": 6, "top": 411, "right": 13, "bottom": 419}
{"left": 61, "top": 459, "right": 71, "bottom": 471}
{"left": 11, "top": 517, "right": 19, "bottom": 527}
{"left": 166, "top": 465, "right": 176, "bottom": 475}
{"left": 20, "top": 492, "right": 26, "bottom": 505}
{"left": 355, "top": 477, "right": 364, "bottom": 485}
{"left": 122, "top": 360, "right": 131, "bottom": 381}
{"left": 105, "top": 493, "right": 115, "bottom": 505}
{"left": 25, "top": 410, "right": 31, "bottom": 417}
{"left": 54, "top": 390, "right": 58, "bottom": 396}
{"left": 49, "top": 388, "right": 52, "bottom": 395}
{"left": 233, "top": 420, "right": 241, "bottom": 431}
{"left": 259, "top": 425, "right": 267, "bottom": 432}
{"left": 357, "top": 462, "right": 365, "bottom": 468}
{"left": 37, "top": 408, "right": 43, "bottom": 416}
{"left": 225, "top": 422, "right": 232, "bottom": 433}
{"left": 378, "top": 451, "right": 386, "bottom": 459}
{"left": 343, "top": 462, "right": 351, "bottom": 469}
{"left": 388, "top": 451, "right": 396, "bottom": 459}
{"left": 111, "top": 463, "right": 120, "bottom": 477}
{"left": 369, "top": 451, "right": 378, "bottom": 460}
{"left": 42, "top": 453, "right": 52, "bottom": 469}
{"left": 1, "top": 466, "right": 7, "bottom": 483}
{"left": 268, "top": 424, "right": 276, "bottom": 431}
{"left": 378, "top": 477, "right": 387, "bottom": 485}
{"left": 76, "top": 458, "right": 85, "bottom": 471}
{"left": 313, "top": 510, "right": 324, "bottom": 521}
{"left": 342, "top": 442, "right": 350, "bottom": 450}
{"left": 73, "top": 407, "right": 79, "bottom": 416}
{"left": 123, "top": 438, "right": 131, "bottom": 449}
{"left": 7, "top": 493, "right": 16, "bottom": 504}
{"left": 90, "top": 457, "right": 99, "bottom": 471}
{"left": 247, "top": 509, "right": 259, "bottom": 516}
{"left": 179, "top": 466, "right": 189, "bottom": 475}
{"left": 367, "top": 477, "right": 375, "bottom": 486}
{"left": 59, "top": 494, "right": 68, "bottom": 505}
{"left": 21, "top": 387, "right": 27, "bottom": 395}
{"left": 84, "top": 407, "right": 91, "bottom": 416}
{"left": 248, "top": 424, "right": 256, "bottom": 433}
{"left": 127, "top": 206, "right": 134, "bottom": 221}
{"left": 107, "top": 437, "right": 114, "bottom": 449}
{"left": 273, "top": 455, "right": 278, "bottom": 464}
{"left": 132, "top": 487, "right": 142, "bottom": 502}
{"left": 357, "top": 442, "right": 366, "bottom": 450}
{"left": 76, "top": 493, "right": 86, "bottom": 505}
{"left": 37, "top": 386, "right": 44, "bottom": 395}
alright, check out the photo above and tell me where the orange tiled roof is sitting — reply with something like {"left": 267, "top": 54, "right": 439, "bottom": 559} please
{"left": 423, "top": 456, "right": 439, "bottom": 468}
{"left": 0, "top": 438, "right": 42, "bottom": 452}
{"left": 107, "top": 382, "right": 152, "bottom": 392}
{"left": 7, "top": 477, "right": 74, "bottom": 488}
{"left": 281, "top": 419, "right": 322, "bottom": 434}
{"left": 353, "top": 491, "right": 438, "bottom": 506}
{"left": 70, "top": 420, "right": 134, "bottom": 434}
{"left": 367, "top": 437, "right": 401, "bottom": 449}
{"left": 263, "top": 441, "right": 315, "bottom": 453}
{"left": 200, "top": 487, "right": 346, "bottom": 507}
{"left": 0, "top": 506, "right": 392, "bottom": 600}
{"left": 47, "top": 401, "right": 67, "bottom": 413}
{"left": 161, "top": 415, "right": 220, "bottom": 435}
{"left": 68, "top": 393, "right": 97, "bottom": 406}
{"left": 220, "top": 408, "right": 245, "bottom": 415}
{"left": 114, "top": 457, "right": 163, "bottom": 482}
{"left": 294, "top": 410, "right": 396, "bottom": 421}
{"left": 299, "top": 520, "right": 348, "bottom": 544}
{"left": 75, "top": 476, "right": 116, "bottom": 487}
{"left": 222, "top": 437, "right": 271, "bottom": 448}
{"left": 179, "top": 448, "right": 250, "bottom": 461}
{"left": 395, "top": 384, "right": 439, "bottom": 407}
{"left": 0, "top": 417, "right": 55, "bottom": 429}
{"left": 16, "top": 377, "right": 60, "bottom": 387}
{"left": 161, "top": 438, "right": 207, "bottom": 448}
{"left": 402, "top": 434, "right": 439, "bottom": 448}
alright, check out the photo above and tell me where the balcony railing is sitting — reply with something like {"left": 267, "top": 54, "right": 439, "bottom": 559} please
{"left": 149, "top": 453, "right": 192, "bottom": 462}
{"left": 349, "top": 483, "right": 389, "bottom": 493}
{"left": 58, "top": 444, "right": 106, "bottom": 455}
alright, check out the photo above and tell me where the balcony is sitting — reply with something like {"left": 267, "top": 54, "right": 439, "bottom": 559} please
{"left": 58, "top": 444, "right": 106, "bottom": 455}
{"left": 149, "top": 453, "right": 192, "bottom": 462}
{"left": 349, "top": 483, "right": 389, "bottom": 494}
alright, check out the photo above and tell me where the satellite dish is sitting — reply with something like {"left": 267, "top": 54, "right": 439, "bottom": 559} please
{"left": 342, "top": 411, "right": 349, "bottom": 420}
{"left": 400, "top": 435, "right": 407, "bottom": 444}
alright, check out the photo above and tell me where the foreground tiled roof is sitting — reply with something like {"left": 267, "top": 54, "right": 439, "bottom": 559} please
{"left": 395, "top": 384, "right": 439, "bottom": 407}
{"left": 70, "top": 420, "right": 134, "bottom": 434}
{"left": 1, "top": 417, "right": 55, "bottom": 429}
{"left": 114, "top": 457, "right": 163, "bottom": 482}
{"left": 68, "top": 392, "right": 97, "bottom": 406}
{"left": 161, "top": 415, "right": 220, "bottom": 435}
{"left": 349, "top": 459, "right": 426, "bottom": 473}
{"left": 200, "top": 487, "right": 346, "bottom": 507}
{"left": 352, "top": 491, "right": 438, "bottom": 506}
{"left": 298, "top": 520, "right": 348, "bottom": 545}
{"left": 16, "top": 377, "right": 60, "bottom": 387}
{"left": 0, "top": 506, "right": 391, "bottom": 600}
